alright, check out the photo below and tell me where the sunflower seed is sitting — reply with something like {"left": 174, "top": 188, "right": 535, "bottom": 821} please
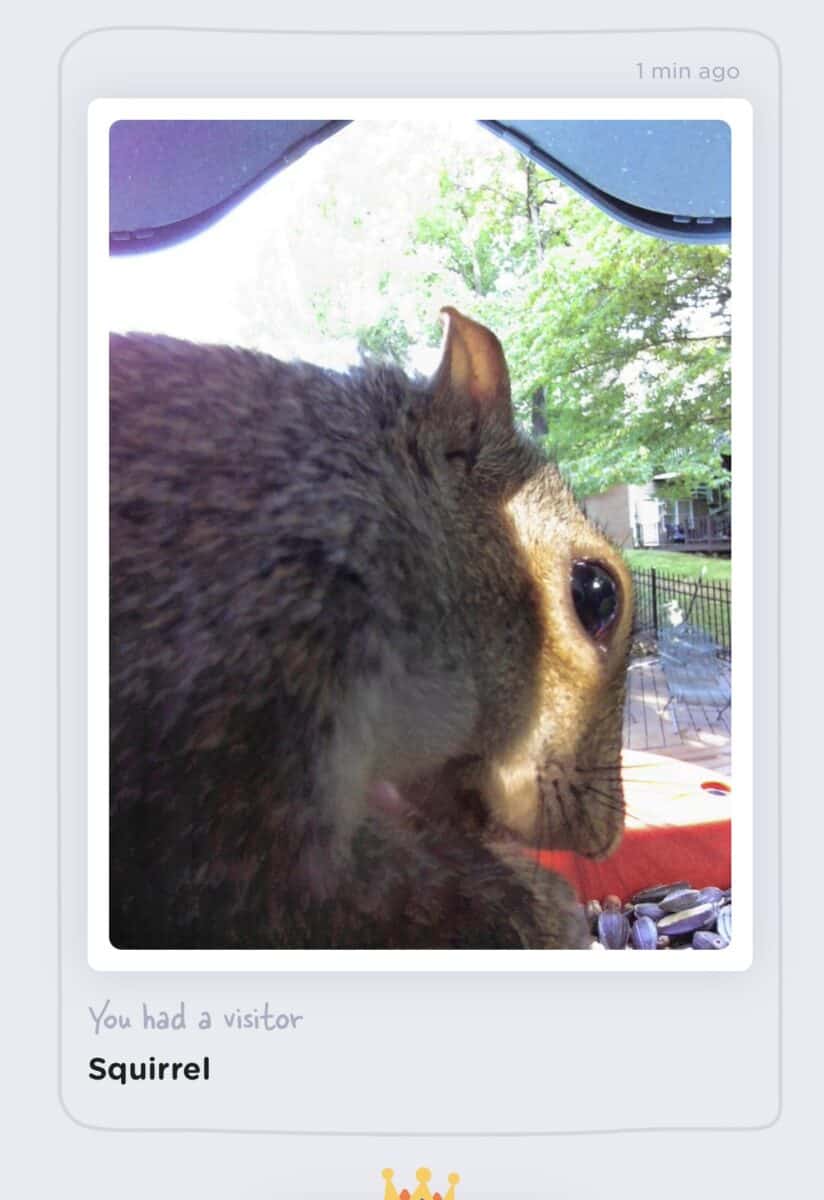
{"left": 716, "top": 905, "right": 732, "bottom": 943}
{"left": 633, "top": 902, "right": 665, "bottom": 922}
{"left": 584, "top": 883, "right": 731, "bottom": 949}
{"left": 630, "top": 882, "right": 690, "bottom": 904}
{"left": 660, "top": 888, "right": 702, "bottom": 912}
{"left": 629, "top": 915, "right": 658, "bottom": 950}
{"left": 656, "top": 903, "right": 718, "bottom": 937}
{"left": 693, "top": 930, "right": 728, "bottom": 950}
{"left": 597, "top": 911, "right": 630, "bottom": 949}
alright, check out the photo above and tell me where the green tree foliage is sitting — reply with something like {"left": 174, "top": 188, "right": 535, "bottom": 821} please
{"left": 407, "top": 154, "right": 730, "bottom": 497}
{"left": 235, "top": 123, "right": 730, "bottom": 499}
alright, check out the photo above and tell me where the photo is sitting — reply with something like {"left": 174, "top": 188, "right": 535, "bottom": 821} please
{"left": 96, "top": 107, "right": 741, "bottom": 959}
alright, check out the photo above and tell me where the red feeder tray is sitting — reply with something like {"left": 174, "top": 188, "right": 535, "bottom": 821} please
{"left": 537, "top": 750, "right": 731, "bottom": 902}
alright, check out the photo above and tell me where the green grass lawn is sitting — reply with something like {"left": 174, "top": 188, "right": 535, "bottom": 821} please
{"left": 623, "top": 549, "right": 731, "bottom": 582}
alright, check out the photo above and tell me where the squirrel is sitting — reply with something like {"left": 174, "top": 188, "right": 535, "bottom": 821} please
{"left": 109, "top": 308, "right": 633, "bottom": 949}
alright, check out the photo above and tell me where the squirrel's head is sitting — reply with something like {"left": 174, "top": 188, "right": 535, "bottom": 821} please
{"left": 423, "top": 308, "right": 633, "bottom": 861}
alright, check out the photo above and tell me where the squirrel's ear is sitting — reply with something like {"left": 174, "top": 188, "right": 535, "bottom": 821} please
{"left": 431, "top": 307, "right": 512, "bottom": 421}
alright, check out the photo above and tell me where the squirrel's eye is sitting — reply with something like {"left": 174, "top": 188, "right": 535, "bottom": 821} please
{"left": 571, "top": 561, "right": 619, "bottom": 643}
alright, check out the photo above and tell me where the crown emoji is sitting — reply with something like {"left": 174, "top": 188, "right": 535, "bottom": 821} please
{"left": 382, "top": 1168, "right": 460, "bottom": 1200}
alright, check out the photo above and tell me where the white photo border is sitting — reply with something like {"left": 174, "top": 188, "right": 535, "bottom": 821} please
{"left": 88, "top": 97, "right": 753, "bottom": 972}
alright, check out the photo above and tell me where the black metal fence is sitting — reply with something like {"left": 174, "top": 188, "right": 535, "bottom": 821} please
{"left": 631, "top": 567, "right": 731, "bottom": 659}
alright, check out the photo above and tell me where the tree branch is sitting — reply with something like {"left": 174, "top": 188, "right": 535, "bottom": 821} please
{"left": 560, "top": 333, "right": 730, "bottom": 380}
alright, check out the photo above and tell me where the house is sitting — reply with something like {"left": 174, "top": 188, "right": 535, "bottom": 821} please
{"left": 582, "top": 475, "right": 730, "bottom": 552}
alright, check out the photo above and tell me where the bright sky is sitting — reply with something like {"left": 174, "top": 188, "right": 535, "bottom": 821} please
{"left": 107, "top": 120, "right": 500, "bottom": 374}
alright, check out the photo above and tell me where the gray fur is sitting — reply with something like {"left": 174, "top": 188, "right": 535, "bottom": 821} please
{"left": 109, "top": 324, "right": 630, "bottom": 949}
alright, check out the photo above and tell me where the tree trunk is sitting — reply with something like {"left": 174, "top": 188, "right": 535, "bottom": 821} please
{"left": 530, "top": 386, "right": 548, "bottom": 438}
